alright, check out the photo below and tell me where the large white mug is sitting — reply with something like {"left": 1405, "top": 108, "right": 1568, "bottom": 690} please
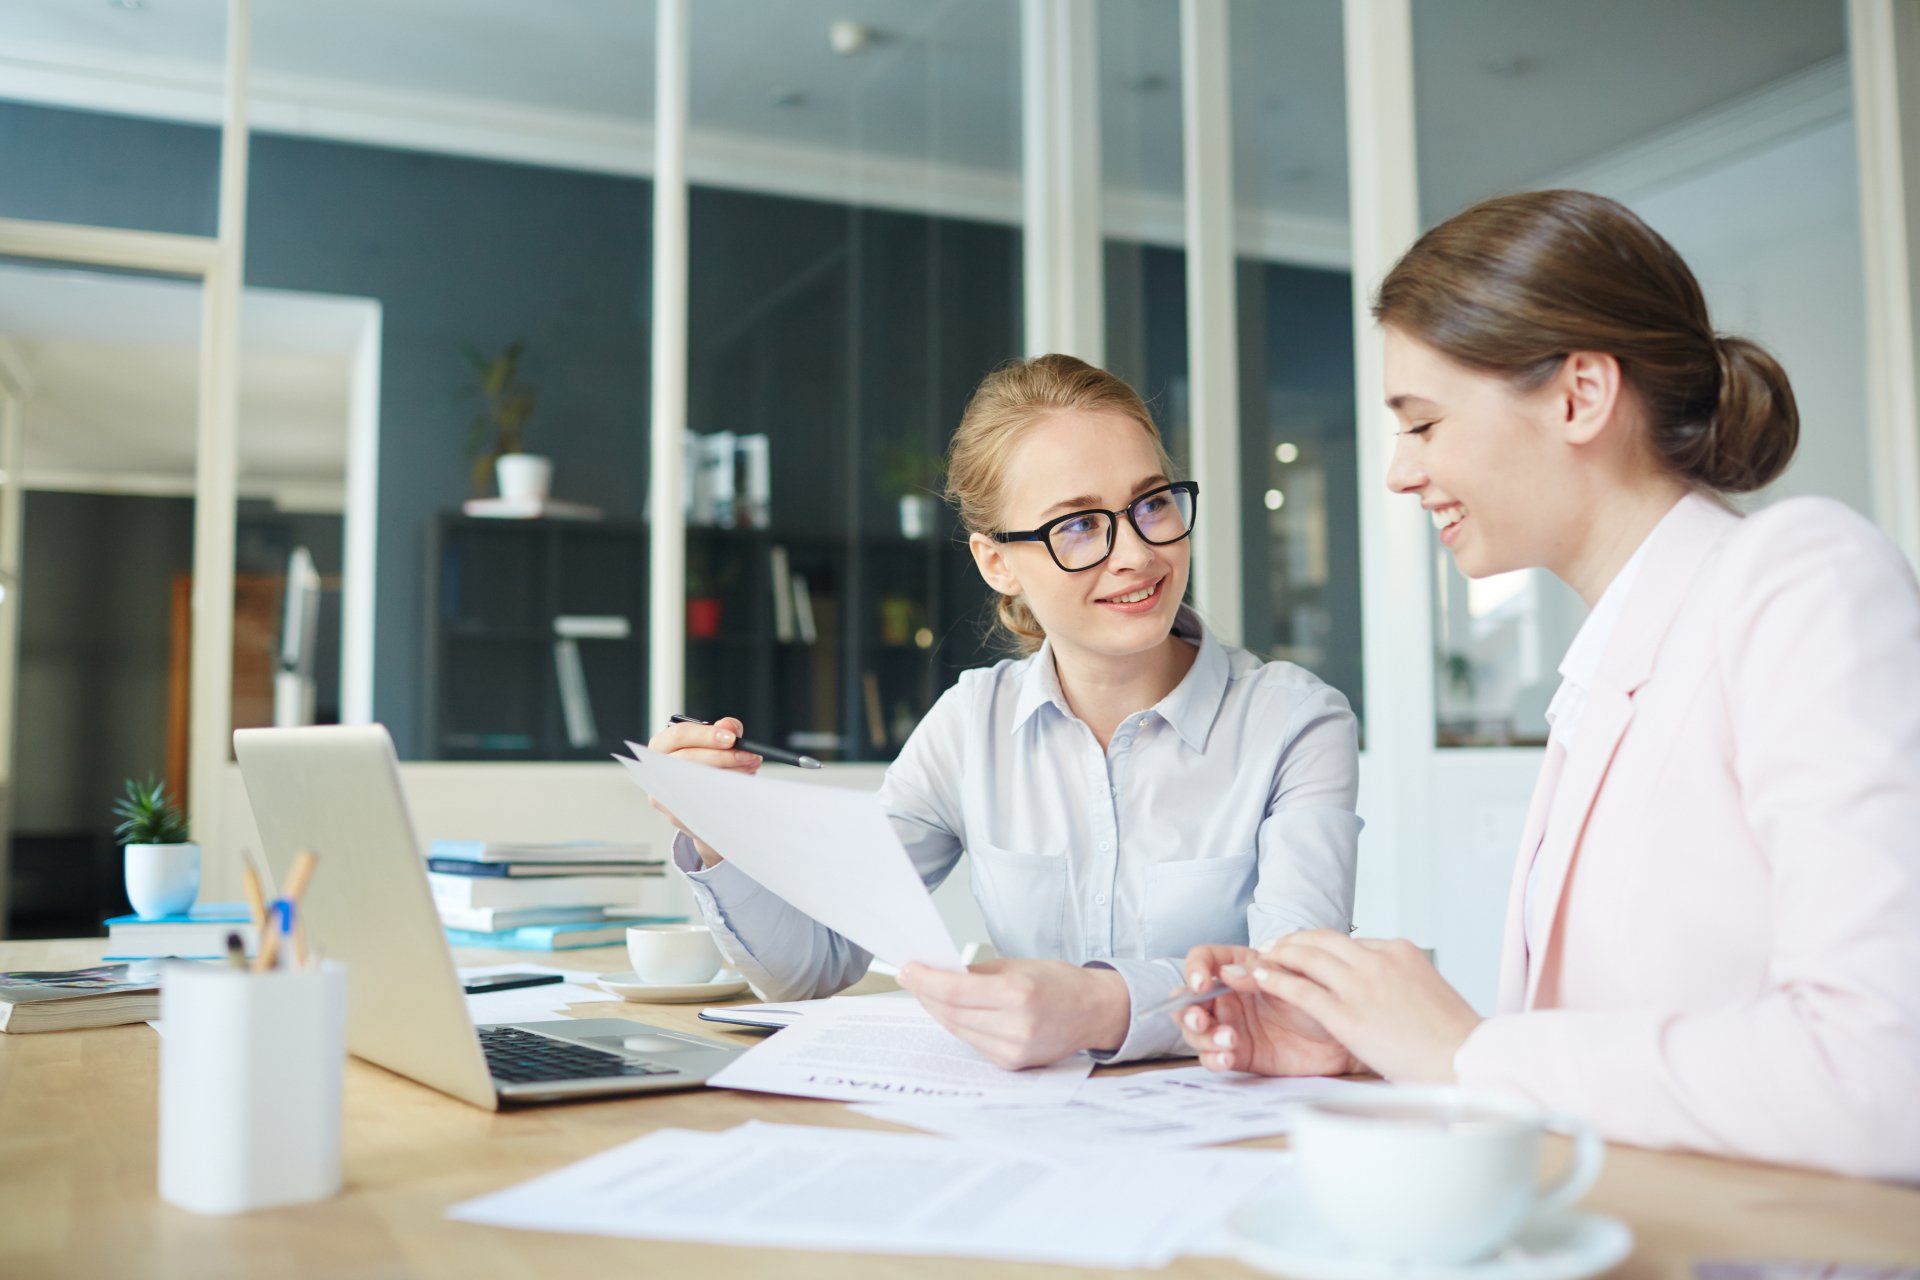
{"left": 1289, "top": 1086, "right": 1604, "bottom": 1264}
{"left": 625, "top": 923, "right": 722, "bottom": 985}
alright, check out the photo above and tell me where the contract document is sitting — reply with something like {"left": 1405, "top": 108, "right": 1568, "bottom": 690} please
{"left": 616, "top": 744, "right": 963, "bottom": 972}
{"left": 707, "top": 996, "right": 1093, "bottom": 1106}
{"left": 447, "top": 1120, "right": 1297, "bottom": 1268}
{"left": 857, "top": 1066, "right": 1378, "bottom": 1150}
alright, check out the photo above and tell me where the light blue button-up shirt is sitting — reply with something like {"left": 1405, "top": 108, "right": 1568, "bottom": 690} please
{"left": 674, "top": 605, "right": 1362, "bottom": 1062}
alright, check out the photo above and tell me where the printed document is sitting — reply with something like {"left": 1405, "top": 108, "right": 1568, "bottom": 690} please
{"left": 447, "top": 1120, "right": 1297, "bottom": 1268}
{"left": 617, "top": 745, "right": 964, "bottom": 971}
{"left": 858, "top": 1066, "right": 1378, "bottom": 1150}
{"left": 708, "top": 996, "right": 1092, "bottom": 1106}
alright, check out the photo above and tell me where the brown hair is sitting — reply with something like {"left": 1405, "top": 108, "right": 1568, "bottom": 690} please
{"left": 944, "top": 354, "right": 1176, "bottom": 654}
{"left": 1374, "top": 189, "right": 1797, "bottom": 493}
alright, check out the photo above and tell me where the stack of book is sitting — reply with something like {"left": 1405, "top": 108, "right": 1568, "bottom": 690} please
{"left": 428, "top": 840, "right": 684, "bottom": 950}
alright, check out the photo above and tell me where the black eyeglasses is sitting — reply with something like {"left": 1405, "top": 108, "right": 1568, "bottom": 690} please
{"left": 991, "top": 481, "right": 1199, "bottom": 572}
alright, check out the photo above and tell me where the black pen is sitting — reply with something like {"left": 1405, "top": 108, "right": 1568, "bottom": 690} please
{"left": 669, "top": 715, "right": 823, "bottom": 769}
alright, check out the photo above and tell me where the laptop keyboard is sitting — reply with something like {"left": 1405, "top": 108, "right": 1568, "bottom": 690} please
{"left": 479, "top": 1025, "right": 680, "bottom": 1083}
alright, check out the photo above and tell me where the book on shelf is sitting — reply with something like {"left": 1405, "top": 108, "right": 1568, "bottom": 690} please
{"left": 428, "top": 869, "right": 671, "bottom": 913}
{"left": 769, "top": 545, "right": 795, "bottom": 642}
{"left": 553, "top": 638, "right": 597, "bottom": 748}
{"left": 737, "top": 433, "right": 771, "bottom": 529}
{"left": 1, "top": 963, "right": 162, "bottom": 1033}
{"left": 433, "top": 904, "right": 616, "bottom": 933}
{"left": 444, "top": 916, "right": 685, "bottom": 951}
{"left": 428, "top": 839, "right": 662, "bottom": 865}
{"left": 103, "top": 903, "right": 258, "bottom": 960}
{"left": 461, "top": 496, "right": 605, "bottom": 521}
{"left": 791, "top": 573, "right": 817, "bottom": 644}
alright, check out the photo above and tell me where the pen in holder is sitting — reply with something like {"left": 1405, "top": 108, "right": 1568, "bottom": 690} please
{"left": 158, "top": 958, "right": 347, "bottom": 1214}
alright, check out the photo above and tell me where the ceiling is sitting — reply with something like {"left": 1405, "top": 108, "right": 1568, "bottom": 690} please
{"left": 0, "top": 1, "right": 1847, "bottom": 229}
{"left": 0, "top": 264, "right": 364, "bottom": 503}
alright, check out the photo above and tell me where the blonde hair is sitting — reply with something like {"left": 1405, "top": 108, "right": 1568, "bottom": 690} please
{"left": 944, "top": 354, "right": 1177, "bottom": 654}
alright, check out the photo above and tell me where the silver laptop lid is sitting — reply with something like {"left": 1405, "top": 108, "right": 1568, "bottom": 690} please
{"left": 233, "top": 725, "right": 498, "bottom": 1110}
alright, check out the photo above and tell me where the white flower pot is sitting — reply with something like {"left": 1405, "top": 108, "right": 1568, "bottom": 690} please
{"left": 898, "top": 493, "right": 936, "bottom": 540}
{"left": 125, "top": 843, "right": 201, "bottom": 920}
{"left": 495, "top": 453, "right": 553, "bottom": 504}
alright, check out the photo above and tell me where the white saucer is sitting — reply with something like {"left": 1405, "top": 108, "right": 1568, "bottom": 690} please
{"left": 1223, "top": 1196, "right": 1632, "bottom": 1280}
{"left": 595, "top": 971, "right": 750, "bottom": 1003}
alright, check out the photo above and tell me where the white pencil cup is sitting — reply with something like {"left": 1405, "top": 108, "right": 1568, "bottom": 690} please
{"left": 158, "top": 960, "right": 348, "bottom": 1215}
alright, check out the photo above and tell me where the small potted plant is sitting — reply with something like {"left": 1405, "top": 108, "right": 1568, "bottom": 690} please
{"left": 461, "top": 340, "right": 547, "bottom": 502}
{"left": 685, "top": 558, "right": 740, "bottom": 640}
{"left": 877, "top": 441, "right": 943, "bottom": 540}
{"left": 114, "top": 776, "right": 199, "bottom": 921}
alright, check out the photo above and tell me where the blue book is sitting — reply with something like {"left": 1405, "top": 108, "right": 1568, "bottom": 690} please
{"left": 104, "top": 903, "right": 257, "bottom": 960}
{"left": 445, "top": 915, "right": 686, "bottom": 951}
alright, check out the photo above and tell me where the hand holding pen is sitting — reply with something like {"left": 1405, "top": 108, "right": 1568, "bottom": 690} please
{"left": 646, "top": 715, "right": 813, "bottom": 869}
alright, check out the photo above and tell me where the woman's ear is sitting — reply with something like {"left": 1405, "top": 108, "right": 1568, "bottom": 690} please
{"left": 969, "top": 531, "right": 1022, "bottom": 597}
{"left": 1557, "top": 350, "right": 1625, "bottom": 447}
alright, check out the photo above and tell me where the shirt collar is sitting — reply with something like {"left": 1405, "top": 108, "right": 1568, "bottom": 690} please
{"left": 1010, "top": 605, "right": 1226, "bottom": 752}
{"left": 1554, "top": 500, "right": 1677, "bottom": 694}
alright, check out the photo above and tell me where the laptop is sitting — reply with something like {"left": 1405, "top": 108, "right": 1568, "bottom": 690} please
{"left": 232, "top": 724, "right": 744, "bottom": 1109}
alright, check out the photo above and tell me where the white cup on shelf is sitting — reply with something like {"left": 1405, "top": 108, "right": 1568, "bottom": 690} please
{"left": 625, "top": 924, "right": 722, "bottom": 985}
{"left": 158, "top": 959, "right": 348, "bottom": 1215}
{"left": 1287, "top": 1086, "right": 1604, "bottom": 1264}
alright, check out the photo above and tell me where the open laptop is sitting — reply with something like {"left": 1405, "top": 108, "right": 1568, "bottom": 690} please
{"left": 232, "top": 724, "right": 743, "bottom": 1109}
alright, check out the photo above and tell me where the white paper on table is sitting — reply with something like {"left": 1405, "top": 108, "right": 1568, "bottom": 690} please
{"left": 700, "top": 989, "right": 915, "bottom": 1028}
{"left": 707, "top": 996, "right": 1092, "bottom": 1106}
{"left": 857, "top": 1067, "right": 1378, "bottom": 1150}
{"left": 447, "top": 1120, "right": 1297, "bottom": 1269}
{"left": 615, "top": 745, "right": 964, "bottom": 972}
{"left": 458, "top": 963, "right": 611, "bottom": 1025}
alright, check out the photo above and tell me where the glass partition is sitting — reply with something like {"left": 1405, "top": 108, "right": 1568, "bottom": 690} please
{"left": 684, "top": 0, "right": 1022, "bottom": 763}
{"left": 1412, "top": 0, "right": 1857, "bottom": 746}
{"left": 248, "top": 3, "right": 656, "bottom": 760}
{"left": 1229, "top": 0, "right": 1364, "bottom": 727}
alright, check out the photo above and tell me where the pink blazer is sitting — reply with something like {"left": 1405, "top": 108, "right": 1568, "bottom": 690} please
{"left": 1453, "top": 492, "right": 1920, "bottom": 1182}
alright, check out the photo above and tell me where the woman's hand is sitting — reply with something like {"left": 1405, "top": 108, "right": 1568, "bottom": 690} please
{"left": 898, "top": 959, "right": 1130, "bottom": 1070}
{"left": 1247, "top": 931, "right": 1483, "bottom": 1083}
{"left": 644, "top": 716, "right": 762, "bottom": 868}
{"left": 1177, "top": 944, "right": 1357, "bottom": 1077}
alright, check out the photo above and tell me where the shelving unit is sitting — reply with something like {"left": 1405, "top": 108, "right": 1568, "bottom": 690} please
{"left": 424, "top": 513, "right": 996, "bottom": 763}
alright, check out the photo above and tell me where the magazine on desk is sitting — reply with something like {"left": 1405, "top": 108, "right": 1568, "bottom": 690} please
{"left": 0, "top": 963, "right": 164, "bottom": 1033}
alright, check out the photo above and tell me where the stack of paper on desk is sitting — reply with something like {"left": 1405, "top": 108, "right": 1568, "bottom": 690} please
{"left": 448, "top": 1120, "right": 1297, "bottom": 1268}
{"left": 708, "top": 996, "right": 1093, "bottom": 1105}
{"left": 615, "top": 745, "right": 964, "bottom": 972}
{"left": 856, "top": 1066, "right": 1378, "bottom": 1150}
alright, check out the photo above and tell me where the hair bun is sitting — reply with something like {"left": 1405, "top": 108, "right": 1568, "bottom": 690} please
{"left": 1704, "top": 335, "right": 1799, "bottom": 493}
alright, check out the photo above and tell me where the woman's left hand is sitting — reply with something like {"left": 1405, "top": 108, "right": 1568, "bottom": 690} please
{"left": 898, "top": 959, "right": 1130, "bottom": 1070}
{"left": 1249, "top": 930, "right": 1483, "bottom": 1083}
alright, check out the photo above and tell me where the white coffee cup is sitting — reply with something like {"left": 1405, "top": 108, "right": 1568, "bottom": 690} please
{"left": 625, "top": 924, "right": 723, "bottom": 985}
{"left": 1289, "top": 1086, "right": 1604, "bottom": 1264}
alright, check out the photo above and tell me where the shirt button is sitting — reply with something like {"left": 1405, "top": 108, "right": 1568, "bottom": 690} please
{"left": 1098, "top": 841, "right": 1109, "bottom": 851}
{"left": 1094, "top": 893, "right": 1108, "bottom": 905}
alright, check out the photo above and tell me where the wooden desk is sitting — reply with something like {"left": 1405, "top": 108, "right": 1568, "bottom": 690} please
{"left": 3, "top": 937, "right": 1916, "bottom": 1278}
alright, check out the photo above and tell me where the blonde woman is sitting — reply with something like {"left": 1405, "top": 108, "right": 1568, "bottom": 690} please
{"left": 651, "top": 354, "right": 1360, "bottom": 1067}
{"left": 1178, "top": 190, "right": 1920, "bottom": 1180}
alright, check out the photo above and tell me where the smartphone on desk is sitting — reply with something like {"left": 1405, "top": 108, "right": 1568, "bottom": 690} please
{"left": 463, "top": 973, "right": 564, "bottom": 995}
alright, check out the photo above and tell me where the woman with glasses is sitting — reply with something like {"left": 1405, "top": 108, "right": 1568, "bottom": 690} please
{"left": 650, "top": 353, "right": 1360, "bottom": 1068}
{"left": 1175, "top": 190, "right": 1920, "bottom": 1180}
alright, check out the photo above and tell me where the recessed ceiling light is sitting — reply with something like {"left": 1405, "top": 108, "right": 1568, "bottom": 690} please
{"left": 829, "top": 20, "right": 871, "bottom": 56}
{"left": 1264, "top": 489, "right": 1285, "bottom": 512}
{"left": 1275, "top": 442, "right": 1299, "bottom": 464}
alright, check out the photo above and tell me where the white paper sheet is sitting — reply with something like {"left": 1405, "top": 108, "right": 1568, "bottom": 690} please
{"left": 707, "top": 996, "right": 1093, "bottom": 1106}
{"left": 616, "top": 745, "right": 964, "bottom": 972}
{"left": 447, "top": 1120, "right": 1296, "bottom": 1268}
{"left": 458, "top": 963, "right": 610, "bottom": 1025}
{"left": 699, "top": 990, "right": 915, "bottom": 1029}
{"left": 857, "top": 1067, "right": 1379, "bottom": 1150}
